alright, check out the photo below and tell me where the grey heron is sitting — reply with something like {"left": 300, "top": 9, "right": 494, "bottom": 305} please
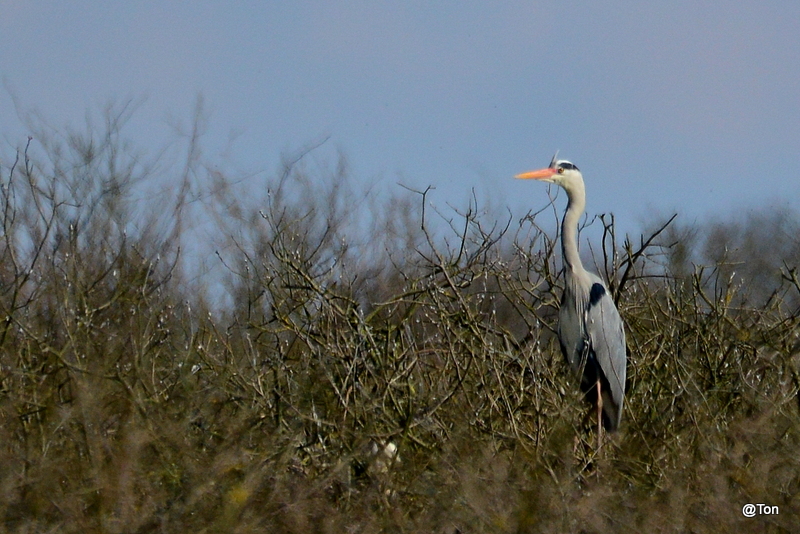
{"left": 516, "top": 154, "right": 627, "bottom": 441}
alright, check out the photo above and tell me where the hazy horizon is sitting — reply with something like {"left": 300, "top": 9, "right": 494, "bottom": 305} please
{"left": 3, "top": 1, "right": 799, "bottom": 233}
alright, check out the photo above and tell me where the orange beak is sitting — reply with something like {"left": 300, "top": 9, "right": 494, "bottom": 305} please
{"left": 515, "top": 167, "right": 558, "bottom": 180}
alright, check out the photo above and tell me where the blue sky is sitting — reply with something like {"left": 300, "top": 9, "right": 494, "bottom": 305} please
{"left": 2, "top": 1, "right": 800, "bottom": 235}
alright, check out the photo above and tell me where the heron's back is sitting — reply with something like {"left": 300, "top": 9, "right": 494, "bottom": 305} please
{"left": 558, "top": 273, "right": 626, "bottom": 430}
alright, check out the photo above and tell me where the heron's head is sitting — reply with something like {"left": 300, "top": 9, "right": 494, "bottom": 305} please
{"left": 515, "top": 154, "right": 583, "bottom": 192}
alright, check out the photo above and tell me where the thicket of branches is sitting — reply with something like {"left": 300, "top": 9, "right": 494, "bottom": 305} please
{"left": 1, "top": 107, "right": 799, "bottom": 533}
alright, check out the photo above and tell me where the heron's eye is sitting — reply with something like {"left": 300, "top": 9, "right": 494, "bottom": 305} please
{"left": 557, "top": 168, "right": 565, "bottom": 174}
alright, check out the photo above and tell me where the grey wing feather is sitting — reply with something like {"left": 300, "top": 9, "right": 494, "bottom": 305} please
{"left": 585, "top": 279, "right": 627, "bottom": 428}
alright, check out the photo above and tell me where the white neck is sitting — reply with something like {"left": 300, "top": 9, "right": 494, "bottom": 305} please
{"left": 560, "top": 180, "right": 586, "bottom": 275}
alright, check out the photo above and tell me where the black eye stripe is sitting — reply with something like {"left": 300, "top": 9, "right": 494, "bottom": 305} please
{"left": 558, "top": 162, "right": 580, "bottom": 171}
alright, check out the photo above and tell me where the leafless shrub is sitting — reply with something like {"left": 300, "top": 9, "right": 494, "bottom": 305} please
{"left": 0, "top": 108, "right": 798, "bottom": 532}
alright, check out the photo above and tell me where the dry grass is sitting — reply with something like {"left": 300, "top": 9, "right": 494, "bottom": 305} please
{"left": 1, "top": 108, "right": 798, "bottom": 532}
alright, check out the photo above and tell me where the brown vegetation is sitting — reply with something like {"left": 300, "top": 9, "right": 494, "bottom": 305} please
{"left": 1, "top": 108, "right": 798, "bottom": 532}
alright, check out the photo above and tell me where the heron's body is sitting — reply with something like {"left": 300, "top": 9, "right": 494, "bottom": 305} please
{"left": 517, "top": 156, "right": 627, "bottom": 432}
{"left": 559, "top": 268, "right": 626, "bottom": 430}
